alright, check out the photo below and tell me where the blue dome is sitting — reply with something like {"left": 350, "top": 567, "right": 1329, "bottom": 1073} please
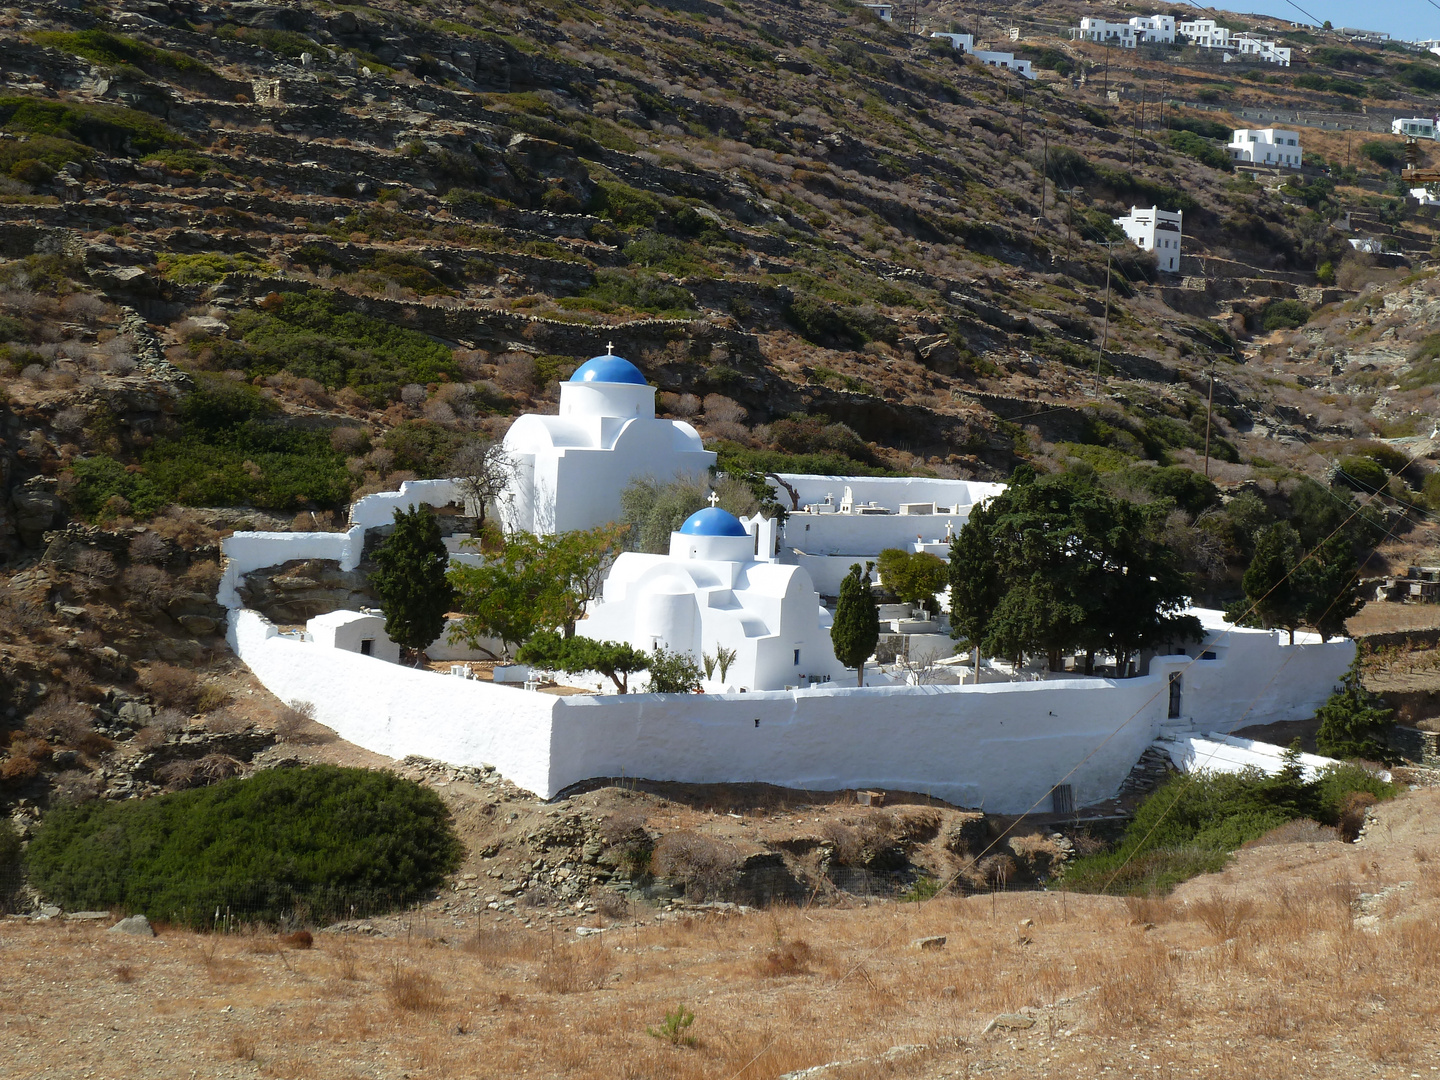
{"left": 569, "top": 354, "right": 648, "bottom": 385}
{"left": 677, "top": 507, "right": 749, "bottom": 537}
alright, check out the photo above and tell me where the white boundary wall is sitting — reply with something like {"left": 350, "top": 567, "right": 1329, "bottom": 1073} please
{"left": 228, "top": 609, "right": 1354, "bottom": 812}
{"left": 218, "top": 480, "right": 462, "bottom": 608}
{"left": 230, "top": 610, "right": 556, "bottom": 794}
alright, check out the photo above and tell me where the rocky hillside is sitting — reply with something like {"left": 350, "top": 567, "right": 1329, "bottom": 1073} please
{"left": 3, "top": 0, "right": 1440, "bottom": 825}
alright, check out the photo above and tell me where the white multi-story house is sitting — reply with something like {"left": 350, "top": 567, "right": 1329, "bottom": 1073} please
{"left": 1228, "top": 128, "right": 1302, "bottom": 168}
{"left": 1394, "top": 117, "right": 1438, "bottom": 139}
{"left": 929, "top": 33, "right": 1036, "bottom": 79}
{"left": 1075, "top": 14, "right": 1175, "bottom": 46}
{"left": 1112, "top": 205, "right": 1183, "bottom": 273}
{"left": 1231, "top": 33, "right": 1291, "bottom": 65}
{"left": 1179, "top": 20, "right": 1291, "bottom": 65}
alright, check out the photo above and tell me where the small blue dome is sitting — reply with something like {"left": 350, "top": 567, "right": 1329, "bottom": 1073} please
{"left": 677, "top": 507, "right": 749, "bottom": 537}
{"left": 569, "top": 354, "right": 648, "bottom": 385}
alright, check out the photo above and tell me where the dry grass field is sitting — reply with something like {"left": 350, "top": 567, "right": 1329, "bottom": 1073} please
{"left": 6, "top": 788, "right": 1440, "bottom": 1080}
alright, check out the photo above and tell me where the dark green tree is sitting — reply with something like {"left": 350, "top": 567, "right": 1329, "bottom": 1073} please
{"left": 370, "top": 506, "right": 454, "bottom": 662}
{"left": 1315, "top": 654, "right": 1395, "bottom": 762}
{"left": 1240, "top": 522, "right": 1304, "bottom": 642}
{"left": 951, "top": 469, "right": 1198, "bottom": 675}
{"left": 948, "top": 495, "right": 1003, "bottom": 682}
{"left": 832, "top": 562, "right": 880, "bottom": 685}
{"left": 1295, "top": 534, "right": 1364, "bottom": 641}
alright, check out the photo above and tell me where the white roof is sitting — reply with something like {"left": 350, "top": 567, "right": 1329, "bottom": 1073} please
{"left": 306, "top": 609, "right": 382, "bottom": 630}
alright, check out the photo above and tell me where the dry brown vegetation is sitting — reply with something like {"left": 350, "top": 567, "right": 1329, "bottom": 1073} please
{"left": 6, "top": 785, "right": 1440, "bottom": 1078}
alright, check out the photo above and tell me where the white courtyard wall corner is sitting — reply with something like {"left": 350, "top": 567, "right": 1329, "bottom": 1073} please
{"left": 217, "top": 479, "right": 463, "bottom": 608}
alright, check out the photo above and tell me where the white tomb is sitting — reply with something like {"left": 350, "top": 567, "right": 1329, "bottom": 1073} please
{"left": 305, "top": 610, "right": 399, "bottom": 663}
{"left": 498, "top": 350, "right": 716, "bottom": 535}
{"left": 575, "top": 505, "right": 848, "bottom": 692}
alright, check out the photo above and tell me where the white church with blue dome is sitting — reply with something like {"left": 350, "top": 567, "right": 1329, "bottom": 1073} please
{"left": 574, "top": 502, "right": 848, "bottom": 692}
{"left": 497, "top": 349, "right": 716, "bottom": 536}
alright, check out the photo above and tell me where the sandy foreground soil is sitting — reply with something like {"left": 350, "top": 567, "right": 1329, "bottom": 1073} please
{"left": 6, "top": 787, "right": 1440, "bottom": 1080}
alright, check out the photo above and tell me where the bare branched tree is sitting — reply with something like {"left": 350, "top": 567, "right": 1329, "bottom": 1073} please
{"left": 449, "top": 437, "right": 515, "bottom": 530}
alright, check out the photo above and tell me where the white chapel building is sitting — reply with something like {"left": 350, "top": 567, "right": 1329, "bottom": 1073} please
{"left": 498, "top": 351, "right": 716, "bottom": 535}
{"left": 574, "top": 505, "right": 848, "bottom": 692}
{"left": 1113, "top": 205, "right": 1183, "bottom": 273}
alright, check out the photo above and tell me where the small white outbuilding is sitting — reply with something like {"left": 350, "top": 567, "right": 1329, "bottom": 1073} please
{"left": 305, "top": 610, "right": 400, "bottom": 663}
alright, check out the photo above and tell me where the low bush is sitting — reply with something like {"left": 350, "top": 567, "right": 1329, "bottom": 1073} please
{"left": 1359, "top": 141, "right": 1400, "bottom": 169}
{"left": 158, "top": 252, "right": 270, "bottom": 284}
{"left": 25, "top": 765, "right": 461, "bottom": 926}
{"left": 652, "top": 831, "right": 740, "bottom": 900}
{"left": 208, "top": 290, "right": 459, "bottom": 404}
{"left": 1261, "top": 298, "right": 1312, "bottom": 331}
{"left": 31, "top": 30, "right": 215, "bottom": 77}
{"left": 1165, "top": 130, "right": 1231, "bottom": 171}
{"left": 1064, "top": 756, "right": 1397, "bottom": 894}
{"left": 0, "top": 95, "right": 185, "bottom": 158}
{"left": 1335, "top": 454, "right": 1388, "bottom": 494}
{"left": 67, "top": 377, "right": 352, "bottom": 517}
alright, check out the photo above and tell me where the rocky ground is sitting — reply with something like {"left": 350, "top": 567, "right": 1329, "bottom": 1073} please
{"left": 5, "top": 784, "right": 1440, "bottom": 1080}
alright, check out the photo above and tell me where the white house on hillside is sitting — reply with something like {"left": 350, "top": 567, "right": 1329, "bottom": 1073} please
{"left": 862, "top": 2, "right": 892, "bottom": 22}
{"left": 1113, "top": 205, "right": 1183, "bottom": 273}
{"left": 1178, "top": 20, "right": 1291, "bottom": 64}
{"left": 1228, "top": 128, "right": 1302, "bottom": 168}
{"left": 1075, "top": 14, "right": 1175, "bottom": 46}
{"left": 929, "top": 33, "right": 1035, "bottom": 79}
{"left": 498, "top": 351, "right": 716, "bottom": 535}
{"left": 574, "top": 506, "right": 847, "bottom": 692}
{"left": 1394, "top": 117, "right": 1437, "bottom": 139}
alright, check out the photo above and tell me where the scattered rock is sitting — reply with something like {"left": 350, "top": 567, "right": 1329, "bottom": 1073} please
{"left": 109, "top": 914, "right": 155, "bottom": 937}
{"left": 911, "top": 935, "right": 947, "bottom": 951}
{"left": 982, "top": 1013, "right": 1035, "bottom": 1034}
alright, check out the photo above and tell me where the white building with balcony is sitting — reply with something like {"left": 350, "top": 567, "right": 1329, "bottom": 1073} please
{"left": 1228, "top": 128, "right": 1302, "bottom": 168}
{"left": 1394, "top": 117, "right": 1437, "bottom": 139}
{"left": 1113, "top": 205, "right": 1183, "bottom": 273}
{"left": 1178, "top": 20, "right": 1290, "bottom": 64}
{"left": 929, "top": 33, "right": 1036, "bottom": 78}
{"left": 1075, "top": 14, "right": 1175, "bottom": 46}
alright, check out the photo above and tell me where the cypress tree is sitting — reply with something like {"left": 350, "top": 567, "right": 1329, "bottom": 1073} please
{"left": 370, "top": 506, "right": 454, "bottom": 662}
{"left": 1242, "top": 522, "right": 1303, "bottom": 642}
{"left": 832, "top": 562, "right": 880, "bottom": 686}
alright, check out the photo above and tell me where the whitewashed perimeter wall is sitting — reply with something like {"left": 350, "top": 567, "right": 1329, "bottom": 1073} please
{"left": 229, "top": 613, "right": 1355, "bottom": 811}
{"left": 1166, "top": 628, "right": 1356, "bottom": 733}
{"left": 549, "top": 678, "right": 1165, "bottom": 813}
{"left": 217, "top": 480, "right": 462, "bottom": 608}
{"left": 229, "top": 610, "right": 556, "bottom": 795}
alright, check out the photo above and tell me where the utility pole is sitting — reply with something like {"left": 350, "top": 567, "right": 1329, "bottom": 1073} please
{"left": 1104, "top": 40, "right": 1110, "bottom": 100}
{"left": 1203, "top": 361, "right": 1216, "bottom": 478}
{"left": 1095, "top": 241, "right": 1116, "bottom": 397}
{"left": 1040, "top": 129, "right": 1049, "bottom": 221}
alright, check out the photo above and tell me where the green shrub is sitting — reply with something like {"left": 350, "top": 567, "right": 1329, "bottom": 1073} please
{"left": 158, "top": 252, "right": 271, "bottom": 284}
{"left": 210, "top": 290, "right": 459, "bottom": 403}
{"left": 1064, "top": 756, "right": 1397, "bottom": 894}
{"left": 1165, "top": 129, "right": 1231, "bottom": 171}
{"left": 1396, "top": 64, "right": 1440, "bottom": 93}
{"left": 31, "top": 30, "right": 215, "bottom": 77}
{"left": 1359, "top": 141, "right": 1400, "bottom": 169}
{"left": 0, "top": 96, "right": 185, "bottom": 157}
{"left": 1261, "top": 298, "right": 1312, "bottom": 331}
{"left": 24, "top": 765, "right": 461, "bottom": 927}
{"left": 67, "top": 378, "right": 352, "bottom": 517}
{"left": 1315, "top": 658, "right": 1396, "bottom": 762}
{"left": 563, "top": 269, "right": 696, "bottom": 315}
{"left": 589, "top": 180, "right": 665, "bottom": 227}
{"left": 1168, "top": 115, "right": 1231, "bottom": 141}
{"left": 1335, "top": 454, "right": 1388, "bottom": 493}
